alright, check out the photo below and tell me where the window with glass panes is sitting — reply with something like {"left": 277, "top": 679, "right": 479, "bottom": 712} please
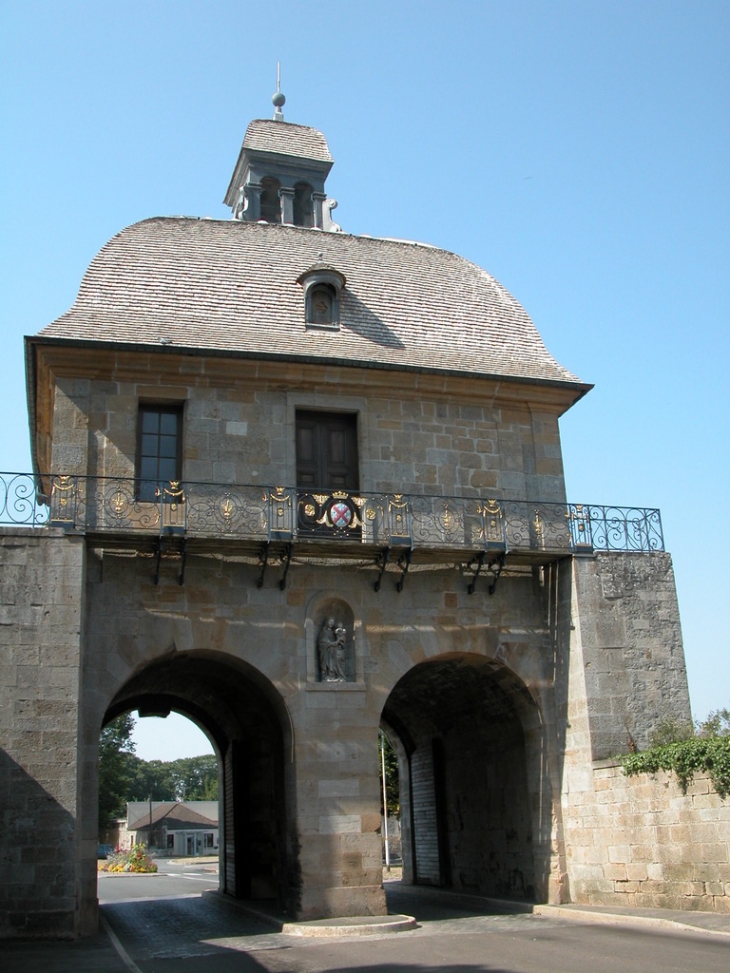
{"left": 137, "top": 405, "right": 182, "bottom": 501}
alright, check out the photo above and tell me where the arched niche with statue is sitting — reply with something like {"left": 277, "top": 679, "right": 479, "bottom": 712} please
{"left": 305, "top": 595, "right": 358, "bottom": 685}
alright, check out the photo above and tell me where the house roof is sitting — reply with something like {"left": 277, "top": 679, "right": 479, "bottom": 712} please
{"left": 128, "top": 802, "right": 217, "bottom": 832}
{"left": 35, "top": 217, "right": 585, "bottom": 389}
{"left": 241, "top": 119, "right": 333, "bottom": 162}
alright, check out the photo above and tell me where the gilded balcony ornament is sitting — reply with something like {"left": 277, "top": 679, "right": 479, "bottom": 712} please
{"left": 331, "top": 500, "right": 361, "bottom": 530}
{"left": 52, "top": 475, "right": 75, "bottom": 508}
{"left": 440, "top": 503, "right": 454, "bottom": 532}
{"left": 0, "top": 474, "right": 665, "bottom": 554}
{"left": 164, "top": 481, "right": 185, "bottom": 504}
{"left": 110, "top": 490, "right": 127, "bottom": 517}
{"left": 533, "top": 508, "right": 544, "bottom": 549}
{"left": 388, "top": 495, "right": 408, "bottom": 516}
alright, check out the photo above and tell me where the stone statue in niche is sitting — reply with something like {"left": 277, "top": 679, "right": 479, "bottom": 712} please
{"left": 317, "top": 617, "right": 347, "bottom": 682}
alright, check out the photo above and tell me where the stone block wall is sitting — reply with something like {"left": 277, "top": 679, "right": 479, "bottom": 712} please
{"left": 80, "top": 545, "right": 559, "bottom": 919}
{"left": 46, "top": 355, "right": 568, "bottom": 503}
{"left": 570, "top": 552, "right": 691, "bottom": 759}
{"left": 0, "top": 529, "right": 86, "bottom": 938}
{"left": 563, "top": 763, "right": 730, "bottom": 913}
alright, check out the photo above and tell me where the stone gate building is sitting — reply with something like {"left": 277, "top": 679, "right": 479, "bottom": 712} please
{"left": 3, "top": 99, "right": 717, "bottom": 939}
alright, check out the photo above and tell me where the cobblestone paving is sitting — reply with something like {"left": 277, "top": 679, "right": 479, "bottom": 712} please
{"left": 101, "top": 886, "right": 540, "bottom": 964}
{"left": 102, "top": 894, "right": 282, "bottom": 960}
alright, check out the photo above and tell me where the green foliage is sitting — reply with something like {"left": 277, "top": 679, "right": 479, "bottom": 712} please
{"left": 99, "top": 714, "right": 219, "bottom": 836}
{"left": 98, "top": 714, "right": 136, "bottom": 830}
{"left": 125, "top": 754, "right": 219, "bottom": 801}
{"left": 649, "top": 718, "right": 695, "bottom": 747}
{"left": 697, "top": 707, "right": 730, "bottom": 739}
{"left": 379, "top": 733, "right": 400, "bottom": 817}
{"left": 621, "top": 707, "right": 730, "bottom": 799}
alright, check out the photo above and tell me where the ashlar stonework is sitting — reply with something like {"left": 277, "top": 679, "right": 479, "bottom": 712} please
{"left": 1, "top": 107, "right": 724, "bottom": 940}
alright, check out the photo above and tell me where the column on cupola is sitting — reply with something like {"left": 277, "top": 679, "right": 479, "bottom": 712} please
{"left": 243, "top": 183, "right": 262, "bottom": 222}
{"left": 279, "top": 186, "right": 295, "bottom": 225}
{"left": 312, "top": 192, "right": 326, "bottom": 230}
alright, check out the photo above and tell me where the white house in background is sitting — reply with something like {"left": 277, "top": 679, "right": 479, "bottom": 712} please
{"left": 125, "top": 801, "right": 219, "bottom": 856}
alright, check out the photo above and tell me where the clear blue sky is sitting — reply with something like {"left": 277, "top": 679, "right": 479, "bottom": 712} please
{"left": 1, "top": 1, "right": 727, "bottom": 761}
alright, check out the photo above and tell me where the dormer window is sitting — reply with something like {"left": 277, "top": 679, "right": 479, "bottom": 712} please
{"left": 297, "top": 265, "right": 346, "bottom": 330}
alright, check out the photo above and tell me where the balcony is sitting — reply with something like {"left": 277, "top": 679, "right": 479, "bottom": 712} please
{"left": 0, "top": 473, "right": 664, "bottom": 589}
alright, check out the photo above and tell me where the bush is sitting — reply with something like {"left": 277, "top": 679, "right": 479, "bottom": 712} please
{"left": 621, "top": 707, "right": 730, "bottom": 799}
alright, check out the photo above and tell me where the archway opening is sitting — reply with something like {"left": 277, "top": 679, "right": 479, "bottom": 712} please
{"left": 381, "top": 655, "right": 538, "bottom": 901}
{"left": 379, "top": 729, "right": 401, "bottom": 873}
{"left": 259, "top": 176, "right": 281, "bottom": 222}
{"left": 101, "top": 652, "right": 291, "bottom": 906}
{"left": 98, "top": 710, "right": 219, "bottom": 861}
{"left": 293, "top": 181, "right": 314, "bottom": 227}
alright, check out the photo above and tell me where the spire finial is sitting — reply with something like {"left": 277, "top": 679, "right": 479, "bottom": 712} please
{"left": 272, "top": 62, "right": 285, "bottom": 122}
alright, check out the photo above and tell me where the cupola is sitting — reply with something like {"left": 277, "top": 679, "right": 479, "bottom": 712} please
{"left": 224, "top": 87, "right": 335, "bottom": 229}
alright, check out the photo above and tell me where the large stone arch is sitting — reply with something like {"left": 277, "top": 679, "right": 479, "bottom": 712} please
{"left": 80, "top": 649, "right": 296, "bottom": 930}
{"left": 380, "top": 651, "right": 560, "bottom": 902}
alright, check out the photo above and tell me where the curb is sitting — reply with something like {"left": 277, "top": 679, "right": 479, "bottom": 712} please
{"left": 533, "top": 905, "right": 730, "bottom": 940}
{"left": 98, "top": 870, "right": 162, "bottom": 877}
{"left": 281, "top": 914, "right": 418, "bottom": 937}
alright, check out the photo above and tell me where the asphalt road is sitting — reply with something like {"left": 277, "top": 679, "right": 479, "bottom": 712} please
{"left": 4, "top": 863, "right": 729, "bottom": 973}
{"left": 99, "top": 857, "right": 220, "bottom": 904}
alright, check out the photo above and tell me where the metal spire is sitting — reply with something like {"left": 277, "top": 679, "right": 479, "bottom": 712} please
{"left": 272, "top": 62, "right": 285, "bottom": 122}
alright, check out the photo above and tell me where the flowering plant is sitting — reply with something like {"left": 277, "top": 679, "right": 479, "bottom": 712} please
{"left": 99, "top": 843, "right": 158, "bottom": 873}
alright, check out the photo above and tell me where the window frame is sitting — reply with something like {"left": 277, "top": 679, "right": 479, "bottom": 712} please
{"left": 135, "top": 403, "right": 184, "bottom": 502}
{"left": 295, "top": 410, "right": 361, "bottom": 537}
{"left": 297, "top": 266, "right": 346, "bottom": 331}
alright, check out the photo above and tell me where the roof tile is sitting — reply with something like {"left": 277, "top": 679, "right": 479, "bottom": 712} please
{"left": 38, "top": 218, "right": 582, "bottom": 386}
{"left": 242, "top": 119, "right": 333, "bottom": 162}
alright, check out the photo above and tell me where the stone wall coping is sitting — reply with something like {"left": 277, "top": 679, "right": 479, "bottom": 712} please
{"left": 0, "top": 525, "right": 70, "bottom": 539}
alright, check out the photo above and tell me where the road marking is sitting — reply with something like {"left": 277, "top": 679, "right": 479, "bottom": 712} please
{"left": 100, "top": 914, "right": 145, "bottom": 973}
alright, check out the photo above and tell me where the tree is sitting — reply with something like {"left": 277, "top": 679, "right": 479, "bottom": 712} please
{"left": 124, "top": 754, "right": 219, "bottom": 801}
{"left": 98, "top": 713, "right": 136, "bottom": 830}
{"left": 169, "top": 755, "right": 218, "bottom": 800}
{"left": 126, "top": 756, "right": 175, "bottom": 802}
{"left": 379, "top": 733, "right": 400, "bottom": 817}
{"left": 98, "top": 713, "right": 220, "bottom": 836}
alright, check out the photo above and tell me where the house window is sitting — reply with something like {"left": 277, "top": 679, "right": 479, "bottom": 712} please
{"left": 137, "top": 405, "right": 183, "bottom": 502}
{"left": 296, "top": 411, "right": 360, "bottom": 535}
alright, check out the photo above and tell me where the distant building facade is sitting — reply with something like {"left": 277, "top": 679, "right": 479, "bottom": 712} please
{"left": 2, "top": 100, "right": 715, "bottom": 940}
{"left": 125, "top": 801, "right": 218, "bottom": 856}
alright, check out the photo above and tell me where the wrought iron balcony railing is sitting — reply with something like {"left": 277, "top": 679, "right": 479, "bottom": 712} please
{"left": 0, "top": 472, "right": 664, "bottom": 556}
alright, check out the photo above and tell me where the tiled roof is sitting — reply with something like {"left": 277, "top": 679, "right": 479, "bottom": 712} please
{"left": 128, "top": 802, "right": 217, "bottom": 831}
{"left": 242, "top": 119, "right": 333, "bottom": 162}
{"left": 37, "top": 218, "right": 583, "bottom": 387}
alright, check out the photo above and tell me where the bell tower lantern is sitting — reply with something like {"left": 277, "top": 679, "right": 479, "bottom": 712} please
{"left": 223, "top": 87, "right": 334, "bottom": 228}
